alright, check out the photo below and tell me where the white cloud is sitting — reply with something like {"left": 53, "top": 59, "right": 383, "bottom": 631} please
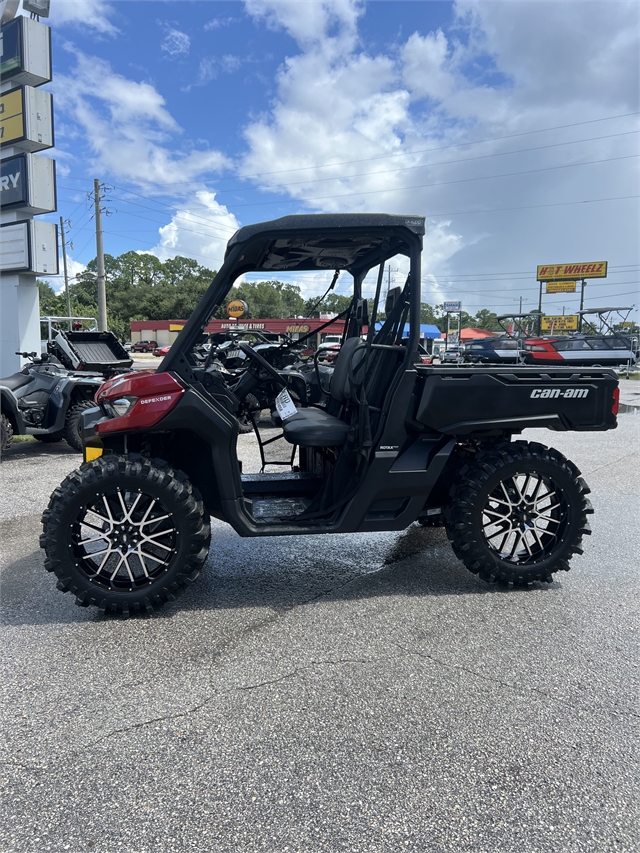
{"left": 160, "top": 24, "right": 191, "bottom": 58}
{"left": 151, "top": 192, "right": 240, "bottom": 270}
{"left": 238, "top": 0, "right": 639, "bottom": 311}
{"left": 46, "top": 0, "right": 119, "bottom": 36}
{"left": 53, "top": 50, "right": 230, "bottom": 189}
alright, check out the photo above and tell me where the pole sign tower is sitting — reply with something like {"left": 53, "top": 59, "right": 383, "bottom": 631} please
{"left": 0, "top": 7, "right": 57, "bottom": 375}
{"left": 536, "top": 262, "right": 608, "bottom": 334}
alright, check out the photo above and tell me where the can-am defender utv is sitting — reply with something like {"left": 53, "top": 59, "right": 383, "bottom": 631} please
{"left": 41, "top": 214, "right": 619, "bottom": 615}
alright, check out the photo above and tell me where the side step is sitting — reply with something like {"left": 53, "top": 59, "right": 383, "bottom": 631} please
{"left": 241, "top": 471, "right": 323, "bottom": 497}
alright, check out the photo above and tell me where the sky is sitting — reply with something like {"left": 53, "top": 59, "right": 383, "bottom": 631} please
{"left": 24, "top": 0, "right": 640, "bottom": 319}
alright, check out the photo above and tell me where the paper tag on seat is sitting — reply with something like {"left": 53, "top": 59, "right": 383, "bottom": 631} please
{"left": 275, "top": 388, "right": 297, "bottom": 420}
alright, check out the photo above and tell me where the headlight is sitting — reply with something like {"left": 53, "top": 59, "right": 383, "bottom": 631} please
{"left": 103, "top": 396, "right": 138, "bottom": 418}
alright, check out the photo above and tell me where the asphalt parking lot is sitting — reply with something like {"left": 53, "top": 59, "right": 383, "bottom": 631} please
{"left": 0, "top": 407, "right": 638, "bottom": 852}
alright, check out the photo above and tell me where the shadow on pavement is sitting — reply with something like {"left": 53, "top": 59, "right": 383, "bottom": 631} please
{"left": 1, "top": 522, "right": 556, "bottom": 627}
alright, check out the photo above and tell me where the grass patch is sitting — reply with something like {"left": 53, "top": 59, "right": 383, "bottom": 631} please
{"left": 12, "top": 434, "right": 36, "bottom": 443}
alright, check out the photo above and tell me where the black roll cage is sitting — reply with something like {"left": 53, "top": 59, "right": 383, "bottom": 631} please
{"left": 160, "top": 215, "right": 425, "bottom": 384}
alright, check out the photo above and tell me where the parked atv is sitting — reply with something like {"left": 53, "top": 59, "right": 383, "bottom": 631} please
{"left": 41, "top": 213, "right": 619, "bottom": 616}
{"left": 0, "top": 352, "right": 102, "bottom": 456}
{"left": 1, "top": 331, "right": 132, "bottom": 457}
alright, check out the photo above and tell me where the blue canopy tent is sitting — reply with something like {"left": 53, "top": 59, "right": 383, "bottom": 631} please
{"left": 375, "top": 322, "right": 442, "bottom": 340}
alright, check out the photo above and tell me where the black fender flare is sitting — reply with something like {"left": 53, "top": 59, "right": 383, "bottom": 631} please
{"left": 0, "top": 387, "right": 25, "bottom": 433}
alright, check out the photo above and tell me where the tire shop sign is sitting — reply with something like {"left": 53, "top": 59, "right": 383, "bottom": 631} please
{"left": 226, "top": 299, "right": 248, "bottom": 319}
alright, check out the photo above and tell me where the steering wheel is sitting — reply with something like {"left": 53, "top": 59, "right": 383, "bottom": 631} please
{"left": 237, "top": 341, "right": 286, "bottom": 387}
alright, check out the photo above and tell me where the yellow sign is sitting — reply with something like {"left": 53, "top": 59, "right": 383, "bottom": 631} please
{"left": 0, "top": 88, "right": 24, "bottom": 144}
{"left": 226, "top": 299, "right": 248, "bottom": 319}
{"left": 541, "top": 315, "right": 579, "bottom": 332}
{"left": 286, "top": 324, "right": 310, "bottom": 334}
{"left": 546, "top": 281, "right": 577, "bottom": 294}
{"left": 537, "top": 262, "right": 607, "bottom": 281}
{"left": 619, "top": 322, "right": 635, "bottom": 328}
{"left": 169, "top": 323, "right": 185, "bottom": 331}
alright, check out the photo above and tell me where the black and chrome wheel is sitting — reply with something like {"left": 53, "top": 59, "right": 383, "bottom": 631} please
{"left": 446, "top": 441, "right": 593, "bottom": 584}
{"left": 41, "top": 455, "right": 211, "bottom": 615}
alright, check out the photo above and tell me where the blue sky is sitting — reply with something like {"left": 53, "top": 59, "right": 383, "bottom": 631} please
{"left": 29, "top": 0, "right": 640, "bottom": 316}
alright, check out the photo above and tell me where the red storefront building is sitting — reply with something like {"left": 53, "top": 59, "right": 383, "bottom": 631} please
{"left": 130, "top": 318, "right": 347, "bottom": 348}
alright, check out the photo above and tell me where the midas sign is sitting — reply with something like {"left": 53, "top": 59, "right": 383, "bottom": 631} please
{"left": 537, "top": 262, "right": 607, "bottom": 281}
{"left": 541, "top": 315, "right": 579, "bottom": 332}
{"left": 546, "top": 281, "right": 577, "bottom": 294}
{"left": 226, "top": 299, "right": 248, "bottom": 318}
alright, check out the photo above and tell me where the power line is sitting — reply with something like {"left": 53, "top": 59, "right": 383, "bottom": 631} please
{"left": 225, "top": 134, "right": 639, "bottom": 195}
{"left": 57, "top": 112, "right": 639, "bottom": 188}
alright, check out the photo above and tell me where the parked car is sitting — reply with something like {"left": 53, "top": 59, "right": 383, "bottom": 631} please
{"left": 122, "top": 342, "right": 132, "bottom": 352}
{"left": 440, "top": 346, "right": 463, "bottom": 363}
{"left": 153, "top": 345, "right": 171, "bottom": 357}
{"left": 131, "top": 340, "right": 158, "bottom": 353}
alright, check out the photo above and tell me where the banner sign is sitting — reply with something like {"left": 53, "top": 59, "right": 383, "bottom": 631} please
{"left": 537, "top": 262, "right": 607, "bottom": 281}
{"left": 546, "top": 280, "right": 577, "bottom": 294}
{"left": 443, "top": 301, "right": 462, "bottom": 312}
{"left": 541, "top": 315, "right": 579, "bottom": 332}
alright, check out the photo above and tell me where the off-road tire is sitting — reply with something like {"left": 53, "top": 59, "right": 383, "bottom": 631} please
{"left": 40, "top": 454, "right": 211, "bottom": 615}
{"left": 238, "top": 393, "right": 260, "bottom": 434}
{"left": 64, "top": 400, "right": 96, "bottom": 452}
{"left": 0, "top": 414, "right": 13, "bottom": 458}
{"left": 446, "top": 441, "right": 593, "bottom": 585}
{"left": 34, "top": 432, "right": 64, "bottom": 443}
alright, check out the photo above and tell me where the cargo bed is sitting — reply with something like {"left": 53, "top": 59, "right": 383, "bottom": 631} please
{"left": 414, "top": 364, "right": 618, "bottom": 434}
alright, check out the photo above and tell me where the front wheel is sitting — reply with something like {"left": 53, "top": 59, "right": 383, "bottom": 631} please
{"left": 446, "top": 441, "right": 593, "bottom": 584}
{"left": 0, "top": 414, "right": 13, "bottom": 458}
{"left": 64, "top": 400, "right": 96, "bottom": 451}
{"left": 40, "top": 455, "right": 211, "bottom": 615}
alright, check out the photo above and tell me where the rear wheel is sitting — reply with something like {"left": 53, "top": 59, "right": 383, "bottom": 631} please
{"left": 0, "top": 415, "right": 13, "bottom": 458}
{"left": 64, "top": 400, "right": 96, "bottom": 452}
{"left": 40, "top": 455, "right": 211, "bottom": 615}
{"left": 446, "top": 441, "right": 593, "bottom": 584}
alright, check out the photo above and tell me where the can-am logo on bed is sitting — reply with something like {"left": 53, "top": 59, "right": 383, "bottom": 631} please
{"left": 530, "top": 388, "right": 589, "bottom": 399}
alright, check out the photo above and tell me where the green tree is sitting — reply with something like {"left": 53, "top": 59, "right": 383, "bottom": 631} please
{"left": 37, "top": 280, "right": 67, "bottom": 315}
{"left": 473, "top": 309, "right": 501, "bottom": 331}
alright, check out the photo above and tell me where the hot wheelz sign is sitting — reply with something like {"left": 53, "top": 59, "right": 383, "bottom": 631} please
{"left": 537, "top": 262, "right": 607, "bottom": 281}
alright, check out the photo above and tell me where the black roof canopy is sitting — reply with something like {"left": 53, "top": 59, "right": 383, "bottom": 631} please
{"left": 226, "top": 213, "right": 425, "bottom": 275}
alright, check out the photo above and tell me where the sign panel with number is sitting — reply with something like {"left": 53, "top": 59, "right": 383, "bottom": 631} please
{"left": 541, "top": 315, "right": 579, "bottom": 332}
{"left": 537, "top": 262, "right": 607, "bottom": 281}
{"left": 546, "top": 281, "right": 577, "bottom": 294}
{"left": 0, "top": 85, "right": 53, "bottom": 151}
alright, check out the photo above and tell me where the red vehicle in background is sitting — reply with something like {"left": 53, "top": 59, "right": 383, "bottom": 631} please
{"left": 153, "top": 345, "right": 171, "bottom": 357}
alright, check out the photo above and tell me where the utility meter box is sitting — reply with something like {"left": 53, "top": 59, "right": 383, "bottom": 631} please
{"left": 0, "top": 219, "right": 58, "bottom": 275}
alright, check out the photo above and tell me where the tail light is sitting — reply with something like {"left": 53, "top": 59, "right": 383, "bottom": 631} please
{"left": 95, "top": 372, "right": 184, "bottom": 434}
{"left": 612, "top": 387, "right": 619, "bottom": 415}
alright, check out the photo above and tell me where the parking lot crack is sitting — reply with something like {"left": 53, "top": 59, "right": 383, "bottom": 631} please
{"left": 238, "top": 657, "right": 377, "bottom": 691}
{"left": 392, "top": 642, "right": 638, "bottom": 720}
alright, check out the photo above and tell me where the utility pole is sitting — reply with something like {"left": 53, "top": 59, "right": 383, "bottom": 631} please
{"left": 94, "top": 178, "right": 107, "bottom": 331}
{"left": 519, "top": 296, "right": 523, "bottom": 314}
{"left": 59, "top": 216, "right": 72, "bottom": 327}
{"left": 578, "top": 278, "right": 586, "bottom": 332}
